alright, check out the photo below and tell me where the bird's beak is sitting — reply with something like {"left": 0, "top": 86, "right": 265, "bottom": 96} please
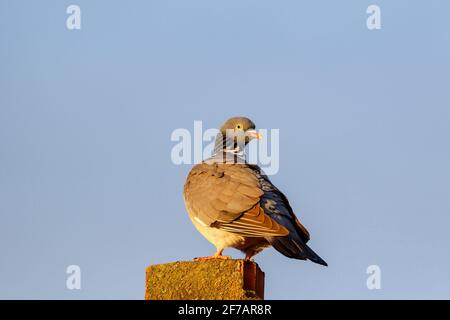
{"left": 246, "top": 129, "right": 263, "bottom": 140}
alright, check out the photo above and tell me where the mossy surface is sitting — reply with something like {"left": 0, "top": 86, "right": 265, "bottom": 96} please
{"left": 145, "top": 259, "right": 262, "bottom": 300}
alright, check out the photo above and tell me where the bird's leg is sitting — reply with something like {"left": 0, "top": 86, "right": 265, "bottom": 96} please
{"left": 193, "top": 248, "right": 231, "bottom": 261}
{"left": 213, "top": 248, "right": 231, "bottom": 259}
{"left": 244, "top": 250, "right": 256, "bottom": 261}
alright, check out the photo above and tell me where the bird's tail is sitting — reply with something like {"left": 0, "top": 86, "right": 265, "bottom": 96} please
{"left": 269, "top": 236, "right": 328, "bottom": 266}
{"left": 303, "top": 244, "right": 328, "bottom": 266}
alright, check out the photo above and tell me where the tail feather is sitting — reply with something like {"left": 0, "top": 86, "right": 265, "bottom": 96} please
{"left": 269, "top": 236, "right": 328, "bottom": 266}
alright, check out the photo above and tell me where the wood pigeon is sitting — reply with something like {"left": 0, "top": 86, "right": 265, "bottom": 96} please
{"left": 183, "top": 116, "right": 327, "bottom": 266}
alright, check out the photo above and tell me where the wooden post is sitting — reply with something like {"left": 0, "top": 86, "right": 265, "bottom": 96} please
{"left": 145, "top": 259, "right": 265, "bottom": 300}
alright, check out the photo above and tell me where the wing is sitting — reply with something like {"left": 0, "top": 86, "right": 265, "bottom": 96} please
{"left": 250, "top": 165, "right": 327, "bottom": 265}
{"left": 183, "top": 162, "right": 289, "bottom": 237}
{"left": 252, "top": 165, "right": 310, "bottom": 243}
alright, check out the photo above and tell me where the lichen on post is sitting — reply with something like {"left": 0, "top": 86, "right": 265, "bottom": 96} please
{"left": 145, "top": 259, "right": 265, "bottom": 300}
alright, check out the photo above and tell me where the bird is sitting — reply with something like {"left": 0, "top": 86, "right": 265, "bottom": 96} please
{"left": 183, "top": 116, "right": 327, "bottom": 266}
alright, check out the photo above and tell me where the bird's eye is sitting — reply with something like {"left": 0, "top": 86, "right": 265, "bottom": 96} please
{"left": 236, "top": 124, "right": 242, "bottom": 129}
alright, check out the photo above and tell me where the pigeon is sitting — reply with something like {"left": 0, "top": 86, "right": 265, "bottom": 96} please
{"left": 183, "top": 116, "right": 327, "bottom": 266}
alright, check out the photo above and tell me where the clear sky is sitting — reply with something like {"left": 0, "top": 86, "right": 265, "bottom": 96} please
{"left": 1, "top": 0, "right": 450, "bottom": 299}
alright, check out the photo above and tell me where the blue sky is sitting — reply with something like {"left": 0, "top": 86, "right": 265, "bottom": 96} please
{"left": 1, "top": 0, "right": 450, "bottom": 299}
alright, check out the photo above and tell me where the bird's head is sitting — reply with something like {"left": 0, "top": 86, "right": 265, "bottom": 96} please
{"left": 213, "top": 116, "right": 262, "bottom": 157}
{"left": 219, "top": 116, "right": 262, "bottom": 144}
